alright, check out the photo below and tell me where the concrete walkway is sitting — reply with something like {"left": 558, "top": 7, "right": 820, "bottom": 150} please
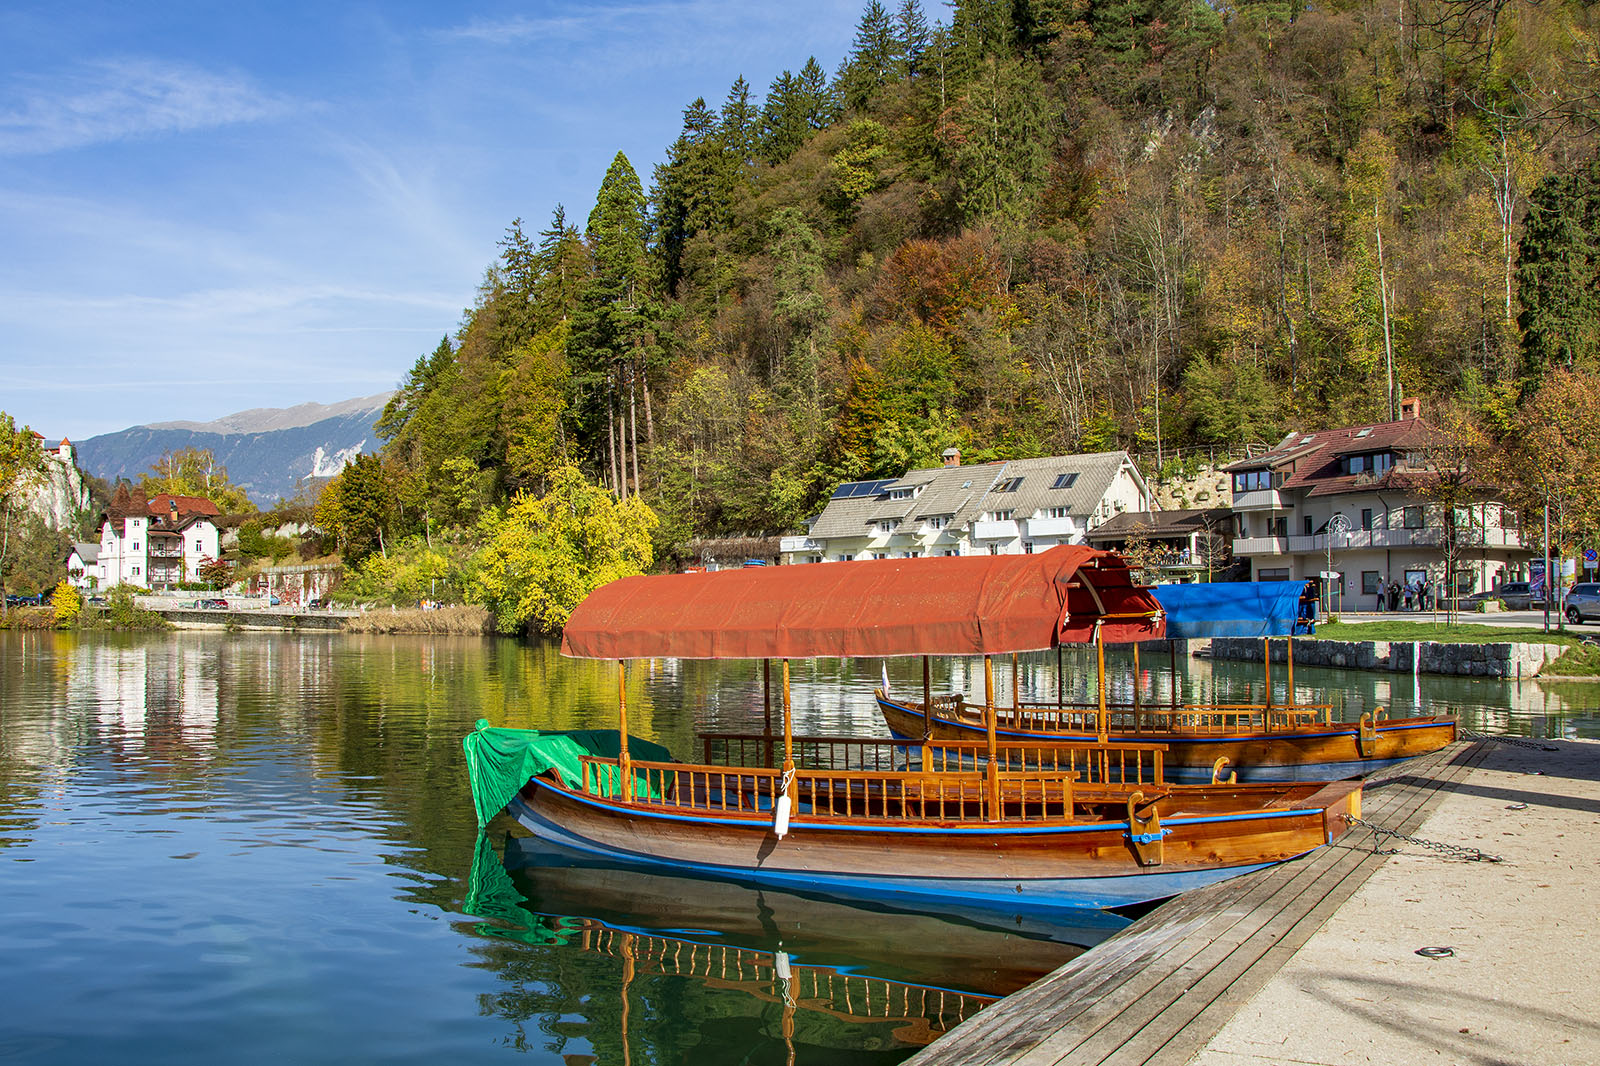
{"left": 1189, "top": 737, "right": 1599, "bottom": 1066}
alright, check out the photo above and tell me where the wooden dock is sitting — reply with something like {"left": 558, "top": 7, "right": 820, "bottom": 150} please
{"left": 907, "top": 741, "right": 1490, "bottom": 1066}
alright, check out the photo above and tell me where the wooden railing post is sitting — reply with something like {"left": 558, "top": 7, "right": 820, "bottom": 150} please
{"left": 1286, "top": 634, "right": 1295, "bottom": 710}
{"left": 984, "top": 655, "right": 999, "bottom": 820}
{"left": 1095, "top": 624, "right": 1108, "bottom": 742}
{"left": 1132, "top": 641, "right": 1142, "bottom": 727}
{"left": 618, "top": 659, "right": 632, "bottom": 802}
{"left": 1263, "top": 637, "right": 1273, "bottom": 711}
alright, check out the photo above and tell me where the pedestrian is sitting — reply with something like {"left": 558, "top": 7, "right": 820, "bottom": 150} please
{"left": 1403, "top": 584, "right": 1413, "bottom": 611}
{"left": 1387, "top": 581, "right": 1400, "bottom": 611}
{"left": 1374, "top": 586, "right": 1385, "bottom": 612}
{"left": 1420, "top": 580, "right": 1431, "bottom": 611}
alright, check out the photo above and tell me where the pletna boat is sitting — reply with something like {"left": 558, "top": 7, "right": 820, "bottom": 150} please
{"left": 876, "top": 579, "right": 1456, "bottom": 783}
{"left": 464, "top": 547, "right": 1362, "bottom": 912}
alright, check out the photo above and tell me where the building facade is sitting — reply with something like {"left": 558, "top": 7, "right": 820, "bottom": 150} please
{"left": 95, "top": 487, "right": 223, "bottom": 590}
{"left": 1224, "top": 402, "right": 1528, "bottom": 606}
{"left": 781, "top": 449, "right": 1155, "bottom": 564}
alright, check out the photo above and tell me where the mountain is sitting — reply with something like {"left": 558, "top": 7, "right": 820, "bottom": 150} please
{"left": 76, "top": 393, "right": 394, "bottom": 507}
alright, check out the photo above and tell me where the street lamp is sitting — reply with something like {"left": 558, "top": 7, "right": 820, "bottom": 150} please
{"left": 1325, "top": 513, "right": 1351, "bottom": 616}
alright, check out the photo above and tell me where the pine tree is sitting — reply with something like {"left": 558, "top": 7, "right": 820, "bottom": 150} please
{"left": 1516, "top": 156, "right": 1600, "bottom": 393}
{"left": 896, "top": 0, "right": 930, "bottom": 76}
{"left": 837, "top": 1, "right": 902, "bottom": 111}
{"left": 533, "top": 205, "right": 589, "bottom": 329}
{"left": 720, "top": 75, "right": 759, "bottom": 164}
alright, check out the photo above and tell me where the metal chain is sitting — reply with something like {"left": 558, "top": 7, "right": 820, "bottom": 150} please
{"left": 1459, "top": 730, "right": 1558, "bottom": 751}
{"left": 1344, "top": 815, "right": 1503, "bottom": 863}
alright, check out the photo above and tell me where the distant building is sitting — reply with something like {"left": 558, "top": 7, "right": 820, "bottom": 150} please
{"left": 65, "top": 543, "right": 100, "bottom": 589}
{"left": 1085, "top": 508, "right": 1237, "bottom": 583}
{"left": 94, "top": 486, "right": 222, "bottom": 590}
{"left": 781, "top": 448, "right": 1154, "bottom": 564}
{"left": 1224, "top": 400, "right": 1529, "bottom": 604}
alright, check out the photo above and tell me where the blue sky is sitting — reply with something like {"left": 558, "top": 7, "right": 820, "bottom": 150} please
{"left": 0, "top": 1, "right": 860, "bottom": 441}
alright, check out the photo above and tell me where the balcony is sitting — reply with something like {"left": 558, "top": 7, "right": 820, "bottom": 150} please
{"left": 1025, "top": 516, "right": 1077, "bottom": 538}
{"left": 149, "top": 545, "right": 183, "bottom": 559}
{"left": 1237, "top": 526, "right": 1525, "bottom": 557}
{"left": 1232, "top": 488, "right": 1288, "bottom": 511}
{"left": 971, "top": 519, "right": 1020, "bottom": 541}
{"left": 780, "top": 536, "right": 820, "bottom": 554}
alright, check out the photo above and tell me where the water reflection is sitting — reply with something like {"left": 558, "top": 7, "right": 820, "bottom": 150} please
{"left": 0, "top": 632, "right": 1595, "bottom": 1065}
{"left": 462, "top": 833, "right": 1118, "bottom": 1061}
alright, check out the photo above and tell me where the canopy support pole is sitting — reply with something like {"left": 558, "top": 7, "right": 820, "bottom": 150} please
{"left": 984, "top": 655, "right": 999, "bottom": 821}
{"left": 617, "top": 660, "right": 632, "bottom": 802}
{"left": 782, "top": 659, "right": 794, "bottom": 776}
{"left": 1170, "top": 641, "right": 1179, "bottom": 710}
{"left": 921, "top": 656, "right": 932, "bottom": 740}
{"left": 1056, "top": 645, "right": 1064, "bottom": 708}
{"left": 1264, "top": 638, "right": 1273, "bottom": 711}
{"left": 1011, "top": 652, "right": 1020, "bottom": 719}
{"left": 1096, "top": 624, "right": 1108, "bottom": 742}
{"left": 763, "top": 659, "right": 774, "bottom": 767}
{"left": 1132, "top": 641, "right": 1142, "bottom": 726}
{"left": 1286, "top": 636, "right": 1295, "bottom": 712}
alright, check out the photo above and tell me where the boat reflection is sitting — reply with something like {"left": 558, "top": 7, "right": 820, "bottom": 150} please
{"left": 465, "top": 833, "right": 1127, "bottom": 1054}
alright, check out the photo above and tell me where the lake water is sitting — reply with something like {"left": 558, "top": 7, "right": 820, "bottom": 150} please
{"left": 2, "top": 631, "right": 1594, "bottom": 1064}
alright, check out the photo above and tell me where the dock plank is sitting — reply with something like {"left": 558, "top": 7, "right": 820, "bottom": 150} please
{"left": 907, "top": 742, "right": 1485, "bottom": 1066}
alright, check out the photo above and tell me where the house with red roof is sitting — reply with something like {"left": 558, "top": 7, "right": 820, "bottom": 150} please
{"left": 95, "top": 486, "right": 223, "bottom": 590}
{"left": 1223, "top": 399, "right": 1529, "bottom": 608}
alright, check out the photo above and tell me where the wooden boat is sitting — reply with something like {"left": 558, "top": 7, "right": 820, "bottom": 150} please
{"left": 874, "top": 579, "right": 1455, "bottom": 782}
{"left": 465, "top": 547, "right": 1363, "bottom": 912}
{"left": 877, "top": 692, "right": 1457, "bottom": 784}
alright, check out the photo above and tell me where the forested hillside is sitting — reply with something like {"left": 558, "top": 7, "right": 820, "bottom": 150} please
{"left": 343, "top": 0, "right": 1600, "bottom": 577}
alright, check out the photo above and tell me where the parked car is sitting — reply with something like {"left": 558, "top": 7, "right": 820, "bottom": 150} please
{"left": 4, "top": 592, "right": 42, "bottom": 606}
{"left": 1494, "top": 582, "right": 1545, "bottom": 611}
{"left": 268, "top": 594, "right": 281, "bottom": 606}
{"left": 305, "top": 597, "right": 323, "bottom": 610}
{"left": 1566, "top": 582, "right": 1600, "bottom": 624}
{"left": 87, "top": 595, "right": 106, "bottom": 607}
{"left": 198, "top": 598, "right": 229, "bottom": 610}
{"left": 1454, "top": 589, "right": 1501, "bottom": 611}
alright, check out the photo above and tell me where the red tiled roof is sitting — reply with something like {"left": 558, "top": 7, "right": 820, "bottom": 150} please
{"left": 147, "top": 493, "right": 221, "bottom": 517}
{"left": 1226, "top": 417, "right": 1439, "bottom": 498}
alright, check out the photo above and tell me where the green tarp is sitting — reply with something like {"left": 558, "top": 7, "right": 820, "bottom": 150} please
{"left": 462, "top": 720, "right": 673, "bottom": 829}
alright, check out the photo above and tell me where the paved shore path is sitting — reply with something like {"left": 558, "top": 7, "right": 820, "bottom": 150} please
{"left": 908, "top": 737, "right": 1600, "bottom": 1066}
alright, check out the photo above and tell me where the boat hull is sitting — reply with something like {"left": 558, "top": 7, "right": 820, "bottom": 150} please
{"left": 878, "top": 697, "right": 1456, "bottom": 783}
{"left": 506, "top": 774, "right": 1360, "bottom": 911}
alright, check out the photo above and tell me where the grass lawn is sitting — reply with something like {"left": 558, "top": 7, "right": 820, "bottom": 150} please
{"left": 1315, "top": 620, "right": 1590, "bottom": 647}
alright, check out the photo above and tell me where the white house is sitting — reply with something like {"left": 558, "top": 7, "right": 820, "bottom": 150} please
{"left": 65, "top": 543, "right": 100, "bottom": 589}
{"left": 781, "top": 448, "right": 1155, "bottom": 564}
{"left": 1224, "top": 400, "right": 1529, "bottom": 606}
{"left": 96, "top": 487, "right": 223, "bottom": 590}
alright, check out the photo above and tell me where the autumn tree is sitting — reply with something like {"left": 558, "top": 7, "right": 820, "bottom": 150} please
{"left": 467, "top": 465, "right": 657, "bottom": 635}
{"left": 140, "top": 447, "right": 254, "bottom": 513}
{"left": 1, "top": 413, "right": 49, "bottom": 607}
{"left": 314, "top": 453, "right": 393, "bottom": 567}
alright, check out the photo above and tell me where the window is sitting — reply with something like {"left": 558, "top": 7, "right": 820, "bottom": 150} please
{"left": 940, "top": 549, "right": 958, "bottom": 557}
{"left": 982, "top": 509, "right": 1015, "bottom": 522}
{"left": 925, "top": 516, "right": 948, "bottom": 530}
{"left": 1042, "top": 506, "right": 1071, "bottom": 519}
{"left": 1402, "top": 506, "right": 1424, "bottom": 529}
{"left": 194, "top": 540, "right": 202, "bottom": 551}
{"left": 1304, "top": 516, "right": 1314, "bottom": 536}
{"left": 1024, "top": 542, "right": 1035, "bottom": 554}
{"left": 1257, "top": 568, "right": 1291, "bottom": 581}
{"left": 996, "top": 477, "right": 1024, "bottom": 492}
{"left": 1361, "top": 508, "right": 1374, "bottom": 531}
{"left": 1231, "top": 469, "right": 1283, "bottom": 493}
{"left": 1271, "top": 517, "right": 1288, "bottom": 537}
{"left": 1051, "top": 473, "right": 1079, "bottom": 489}
{"left": 872, "top": 552, "right": 889, "bottom": 560}
{"left": 1362, "top": 571, "right": 1382, "bottom": 595}
{"left": 133, "top": 542, "right": 139, "bottom": 551}
{"left": 132, "top": 566, "right": 140, "bottom": 576}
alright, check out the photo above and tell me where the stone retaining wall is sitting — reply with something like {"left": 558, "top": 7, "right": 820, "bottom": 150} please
{"left": 1206, "top": 636, "right": 1568, "bottom": 678}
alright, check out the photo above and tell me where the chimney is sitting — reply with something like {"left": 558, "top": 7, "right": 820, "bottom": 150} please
{"left": 942, "top": 447, "right": 961, "bottom": 468}
{"left": 1399, "top": 397, "right": 1421, "bottom": 420}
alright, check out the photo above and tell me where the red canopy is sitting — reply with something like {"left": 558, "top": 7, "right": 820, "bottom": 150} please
{"left": 561, "top": 545, "right": 1164, "bottom": 660}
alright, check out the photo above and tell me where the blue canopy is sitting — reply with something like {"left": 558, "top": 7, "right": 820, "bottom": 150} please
{"left": 1150, "top": 581, "right": 1315, "bottom": 639}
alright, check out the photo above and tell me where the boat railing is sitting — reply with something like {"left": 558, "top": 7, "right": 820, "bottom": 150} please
{"left": 952, "top": 701, "right": 1334, "bottom": 735}
{"left": 699, "top": 732, "right": 1165, "bottom": 784}
{"left": 574, "top": 735, "right": 1167, "bottom": 825}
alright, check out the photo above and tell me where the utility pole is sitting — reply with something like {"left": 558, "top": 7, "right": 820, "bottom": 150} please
{"left": 1543, "top": 495, "right": 1551, "bottom": 634}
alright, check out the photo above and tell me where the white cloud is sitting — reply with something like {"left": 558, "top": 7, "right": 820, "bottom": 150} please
{"left": 0, "top": 58, "right": 291, "bottom": 155}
